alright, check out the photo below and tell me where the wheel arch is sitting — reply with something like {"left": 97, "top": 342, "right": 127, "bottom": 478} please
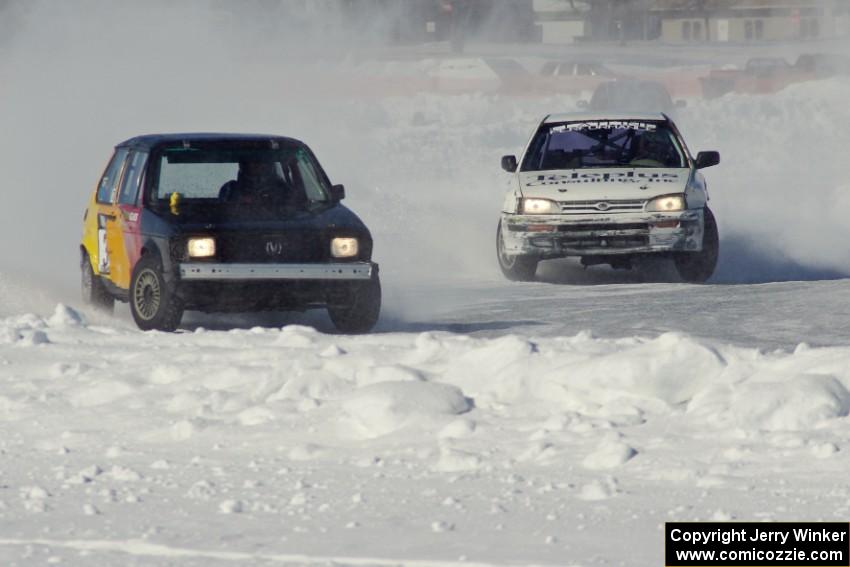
{"left": 80, "top": 244, "right": 98, "bottom": 271}
{"left": 138, "top": 238, "right": 165, "bottom": 267}
{"left": 137, "top": 237, "right": 180, "bottom": 285}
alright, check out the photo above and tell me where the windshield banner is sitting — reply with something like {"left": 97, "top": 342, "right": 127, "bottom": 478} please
{"left": 552, "top": 121, "right": 658, "bottom": 133}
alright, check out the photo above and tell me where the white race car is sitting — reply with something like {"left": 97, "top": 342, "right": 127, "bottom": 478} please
{"left": 497, "top": 113, "right": 719, "bottom": 282}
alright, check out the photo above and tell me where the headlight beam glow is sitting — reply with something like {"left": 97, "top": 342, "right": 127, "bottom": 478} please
{"left": 330, "top": 237, "right": 359, "bottom": 258}
{"left": 187, "top": 237, "right": 216, "bottom": 258}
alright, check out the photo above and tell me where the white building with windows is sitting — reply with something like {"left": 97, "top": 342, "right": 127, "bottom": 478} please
{"left": 655, "top": 0, "right": 849, "bottom": 43}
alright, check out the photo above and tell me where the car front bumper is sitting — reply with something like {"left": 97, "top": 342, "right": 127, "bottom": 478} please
{"left": 501, "top": 210, "right": 704, "bottom": 257}
{"left": 178, "top": 262, "right": 375, "bottom": 281}
{"left": 173, "top": 262, "right": 377, "bottom": 313}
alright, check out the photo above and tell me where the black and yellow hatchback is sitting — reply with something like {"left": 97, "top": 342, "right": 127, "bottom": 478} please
{"left": 80, "top": 133, "right": 380, "bottom": 332}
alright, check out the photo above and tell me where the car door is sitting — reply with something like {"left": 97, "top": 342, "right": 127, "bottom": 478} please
{"left": 91, "top": 148, "right": 129, "bottom": 282}
{"left": 112, "top": 150, "right": 149, "bottom": 289}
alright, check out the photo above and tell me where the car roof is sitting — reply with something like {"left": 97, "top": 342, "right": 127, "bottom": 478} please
{"left": 116, "top": 132, "right": 303, "bottom": 151}
{"left": 543, "top": 112, "right": 668, "bottom": 124}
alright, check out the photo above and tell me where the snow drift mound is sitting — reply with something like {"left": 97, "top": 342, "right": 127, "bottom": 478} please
{"left": 690, "top": 372, "right": 850, "bottom": 431}
{"left": 343, "top": 381, "right": 471, "bottom": 438}
{"left": 5, "top": 306, "right": 850, "bottom": 444}
{"left": 4, "top": 304, "right": 850, "bottom": 565}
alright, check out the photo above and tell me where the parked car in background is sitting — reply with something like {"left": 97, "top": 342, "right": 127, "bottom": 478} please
{"left": 80, "top": 133, "right": 381, "bottom": 333}
{"left": 794, "top": 53, "right": 850, "bottom": 78}
{"left": 535, "top": 59, "right": 621, "bottom": 95}
{"left": 744, "top": 57, "right": 793, "bottom": 76}
{"left": 700, "top": 54, "right": 848, "bottom": 99}
{"left": 539, "top": 60, "right": 616, "bottom": 79}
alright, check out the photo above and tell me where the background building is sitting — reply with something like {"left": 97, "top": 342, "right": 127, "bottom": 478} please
{"left": 530, "top": 0, "right": 850, "bottom": 44}
{"left": 654, "top": 0, "right": 850, "bottom": 43}
{"left": 207, "top": 0, "right": 850, "bottom": 47}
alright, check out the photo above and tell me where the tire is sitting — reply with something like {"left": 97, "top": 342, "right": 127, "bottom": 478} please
{"left": 674, "top": 207, "right": 719, "bottom": 283}
{"left": 129, "top": 255, "right": 184, "bottom": 331}
{"left": 81, "top": 252, "right": 114, "bottom": 312}
{"left": 497, "top": 221, "right": 538, "bottom": 282}
{"left": 328, "top": 273, "right": 381, "bottom": 334}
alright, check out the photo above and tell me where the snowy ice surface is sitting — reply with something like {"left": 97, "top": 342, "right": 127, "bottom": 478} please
{"left": 2, "top": 7, "right": 850, "bottom": 563}
{"left": 1, "top": 303, "right": 850, "bottom": 565}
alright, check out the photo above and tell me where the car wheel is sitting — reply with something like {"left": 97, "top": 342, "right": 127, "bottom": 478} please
{"left": 328, "top": 272, "right": 381, "bottom": 334}
{"left": 81, "top": 252, "right": 114, "bottom": 312}
{"left": 497, "top": 221, "right": 538, "bottom": 282}
{"left": 130, "top": 255, "right": 184, "bottom": 331}
{"left": 674, "top": 207, "right": 719, "bottom": 283}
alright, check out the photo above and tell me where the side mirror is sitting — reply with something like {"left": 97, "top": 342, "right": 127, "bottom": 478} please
{"left": 501, "top": 155, "right": 518, "bottom": 173}
{"left": 577, "top": 100, "right": 589, "bottom": 109}
{"left": 330, "top": 184, "right": 345, "bottom": 201}
{"left": 675, "top": 99, "right": 687, "bottom": 108}
{"left": 695, "top": 151, "right": 720, "bottom": 169}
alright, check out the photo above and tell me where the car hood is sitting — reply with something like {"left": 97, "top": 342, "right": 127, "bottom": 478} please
{"left": 519, "top": 168, "right": 689, "bottom": 201}
{"left": 167, "top": 203, "right": 369, "bottom": 234}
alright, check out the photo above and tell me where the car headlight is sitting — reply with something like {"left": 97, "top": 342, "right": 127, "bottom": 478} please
{"left": 522, "top": 198, "right": 560, "bottom": 215}
{"left": 187, "top": 237, "right": 215, "bottom": 258}
{"left": 331, "top": 237, "right": 359, "bottom": 258}
{"left": 646, "top": 194, "right": 686, "bottom": 213}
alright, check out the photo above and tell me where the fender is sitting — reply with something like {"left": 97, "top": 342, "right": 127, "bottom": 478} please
{"left": 137, "top": 238, "right": 179, "bottom": 285}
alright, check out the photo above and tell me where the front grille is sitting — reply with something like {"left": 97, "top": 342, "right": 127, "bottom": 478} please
{"left": 216, "top": 231, "right": 327, "bottom": 263}
{"left": 558, "top": 222, "right": 649, "bottom": 250}
{"left": 557, "top": 222, "right": 648, "bottom": 232}
{"left": 560, "top": 235, "right": 648, "bottom": 249}
{"left": 559, "top": 199, "right": 646, "bottom": 214}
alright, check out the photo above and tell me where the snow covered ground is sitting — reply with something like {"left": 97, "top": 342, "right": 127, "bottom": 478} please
{"left": 2, "top": 300, "right": 850, "bottom": 566}
{"left": 3, "top": 3, "right": 850, "bottom": 565}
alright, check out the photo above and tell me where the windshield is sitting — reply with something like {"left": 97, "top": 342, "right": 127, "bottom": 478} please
{"left": 520, "top": 120, "right": 687, "bottom": 171}
{"left": 150, "top": 144, "right": 332, "bottom": 214}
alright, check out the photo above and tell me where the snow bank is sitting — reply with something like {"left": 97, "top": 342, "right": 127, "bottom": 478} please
{"left": 4, "top": 308, "right": 850, "bottom": 444}
{"left": 690, "top": 373, "right": 850, "bottom": 431}
{"left": 3, "top": 306, "right": 850, "bottom": 563}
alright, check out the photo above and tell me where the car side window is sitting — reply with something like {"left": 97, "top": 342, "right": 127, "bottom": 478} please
{"left": 97, "top": 148, "right": 129, "bottom": 204}
{"left": 118, "top": 151, "right": 148, "bottom": 206}
{"left": 291, "top": 149, "right": 331, "bottom": 202}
